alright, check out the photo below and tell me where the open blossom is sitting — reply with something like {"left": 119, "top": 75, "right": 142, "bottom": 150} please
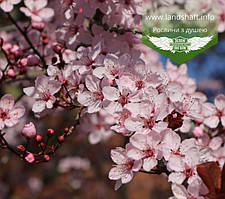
{"left": 0, "top": 94, "right": 25, "bottom": 130}
{"left": 0, "top": 0, "right": 21, "bottom": 12}
{"left": 108, "top": 144, "right": 142, "bottom": 190}
{"left": 23, "top": 75, "right": 61, "bottom": 113}
{"left": 168, "top": 147, "right": 200, "bottom": 185}
{"left": 77, "top": 75, "right": 106, "bottom": 113}
{"left": 170, "top": 182, "right": 207, "bottom": 199}
{"left": 20, "top": 0, "right": 54, "bottom": 22}
{"left": 127, "top": 131, "right": 162, "bottom": 172}
{"left": 202, "top": 94, "right": 225, "bottom": 128}
{"left": 25, "top": 153, "right": 35, "bottom": 163}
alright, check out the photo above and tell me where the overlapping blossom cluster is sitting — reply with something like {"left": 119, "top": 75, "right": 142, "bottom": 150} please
{"left": 0, "top": 0, "right": 225, "bottom": 198}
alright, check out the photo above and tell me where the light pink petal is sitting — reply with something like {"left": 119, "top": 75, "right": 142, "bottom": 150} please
{"left": 180, "top": 138, "right": 196, "bottom": 154}
{"left": 168, "top": 172, "right": 186, "bottom": 184}
{"left": 1, "top": 1, "right": 13, "bottom": 12}
{"left": 11, "top": 0, "right": 21, "bottom": 4}
{"left": 9, "top": 105, "right": 25, "bottom": 119}
{"left": 143, "top": 157, "right": 157, "bottom": 172}
{"left": 102, "top": 86, "right": 120, "bottom": 101}
{"left": 114, "top": 180, "right": 122, "bottom": 191}
{"left": 168, "top": 155, "right": 185, "bottom": 172}
{"left": 32, "top": 100, "right": 46, "bottom": 113}
{"left": 111, "top": 148, "right": 127, "bottom": 164}
{"left": 127, "top": 148, "right": 144, "bottom": 160}
{"left": 108, "top": 166, "right": 123, "bottom": 180}
{"left": 4, "top": 118, "right": 18, "bottom": 127}
{"left": 88, "top": 131, "right": 101, "bottom": 144}
{"left": 104, "top": 102, "right": 122, "bottom": 114}
{"left": 209, "top": 137, "right": 223, "bottom": 150}
{"left": 121, "top": 171, "right": 133, "bottom": 184}
{"left": 85, "top": 75, "right": 99, "bottom": 92}
{"left": 48, "top": 80, "right": 61, "bottom": 94}
{"left": 124, "top": 118, "right": 142, "bottom": 132}
{"left": 132, "top": 160, "right": 142, "bottom": 172}
{"left": 104, "top": 54, "right": 118, "bottom": 68}
{"left": 202, "top": 102, "right": 217, "bottom": 116}
{"left": 87, "top": 101, "right": 101, "bottom": 113}
{"left": 0, "top": 94, "right": 15, "bottom": 110}
{"left": 171, "top": 183, "right": 188, "bottom": 199}
{"left": 203, "top": 116, "right": 219, "bottom": 128}
{"left": 24, "top": 0, "right": 35, "bottom": 10}
{"left": 215, "top": 94, "right": 225, "bottom": 110}
{"left": 23, "top": 87, "right": 35, "bottom": 97}
{"left": 162, "top": 130, "right": 181, "bottom": 157}
{"left": 130, "top": 133, "right": 147, "bottom": 150}
{"left": 46, "top": 100, "right": 54, "bottom": 109}
{"left": 38, "top": 8, "right": 54, "bottom": 21}
{"left": 184, "top": 148, "right": 199, "bottom": 167}
{"left": 77, "top": 91, "right": 93, "bottom": 106}
{"left": 93, "top": 67, "right": 106, "bottom": 79}
{"left": 20, "top": 7, "right": 32, "bottom": 17}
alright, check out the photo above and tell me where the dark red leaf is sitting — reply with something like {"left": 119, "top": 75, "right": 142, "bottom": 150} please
{"left": 197, "top": 162, "right": 222, "bottom": 194}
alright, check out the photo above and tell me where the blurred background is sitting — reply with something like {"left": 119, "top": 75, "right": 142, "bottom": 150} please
{"left": 0, "top": 3, "right": 225, "bottom": 199}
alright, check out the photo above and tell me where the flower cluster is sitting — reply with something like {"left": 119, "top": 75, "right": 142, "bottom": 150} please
{"left": 0, "top": 0, "right": 224, "bottom": 198}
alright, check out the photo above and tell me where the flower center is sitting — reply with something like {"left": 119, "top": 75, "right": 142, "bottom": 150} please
{"left": 144, "top": 118, "right": 155, "bottom": 129}
{"left": 94, "top": 91, "right": 104, "bottom": 101}
{"left": 0, "top": 109, "right": 9, "bottom": 121}
{"left": 184, "top": 168, "right": 194, "bottom": 178}
{"left": 135, "top": 80, "right": 145, "bottom": 90}
{"left": 144, "top": 148, "right": 155, "bottom": 157}
{"left": 118, "top": 95, "right": 129, "bottom": 106}
{"left": 125, "top": 160, "right": 134, "bottom": 170}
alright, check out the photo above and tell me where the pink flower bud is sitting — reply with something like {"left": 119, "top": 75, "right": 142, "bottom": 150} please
{"left": 20, "top": 58, "right": 28, "bottom": 67}
{"left": 44, "top": 155, "right": 50, "bottom": 162}
{"left": 25, "top": 153, "right": 35, "bottom": 163}
{"left": 21, "top": 122, "right": 37, "bottom": 139}
{"left": 47, "top": 128, "right": 55, "bottom": 137}
{"left": 32, "top": 21, "right": 45, "bottom": 31}
{"left": 7, "top": 69, "right": 15, "bottom": 77}
{"left": 16, "top": 145, "right": 25, "bottom": 152}
{"left": 27, "top": 55, "right": 40, "bottom": 66}
{"left": 193, "top": 126, "right": 204, "bottom": 137}
{"left": 35, "top": 135, "right": 43, "bottom": 143}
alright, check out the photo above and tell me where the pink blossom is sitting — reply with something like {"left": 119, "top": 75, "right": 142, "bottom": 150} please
{"left": 77, "top": 75, "right": 106, "bottom": 113}
{"left": 23, "top": 75, "right": 61, "bottom": 113}
{"left": 20, "top": 0, "right": 54, "bottom": 22}
{"left": 0, "top": 94, "right": 25, "bottom": 130}
{"left": 108, "top": 144, "right": 142, "bottom": 189}
{"left": 0, "top": 0, "right": 21, "bottom": 12}
{"left": 127, "top": 131, "right": 162, "bottom": 172}
{"left": 202, "top": 94, "right": 225, "bottom": 128}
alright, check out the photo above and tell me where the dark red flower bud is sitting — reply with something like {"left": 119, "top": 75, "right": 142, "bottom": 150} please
{"left": 44, "top": 155, "right": 50, "bottom": 161}
{"left": 16, "top": 144, "right": 25, "bottom": 152}
{"left": 35, "top": 135, "right": 43, "bottom": 143}
{"left": 64, "top": 128, "right": 69, "bottom": 133}
{"left": 47, "top": 128, "right": 55, "bottom": 137}
{"left": 53, "top": 44, "right": 63, "bottom": 54}
{"left": 58, "top": 135, "right": 64, "bottom": 143}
